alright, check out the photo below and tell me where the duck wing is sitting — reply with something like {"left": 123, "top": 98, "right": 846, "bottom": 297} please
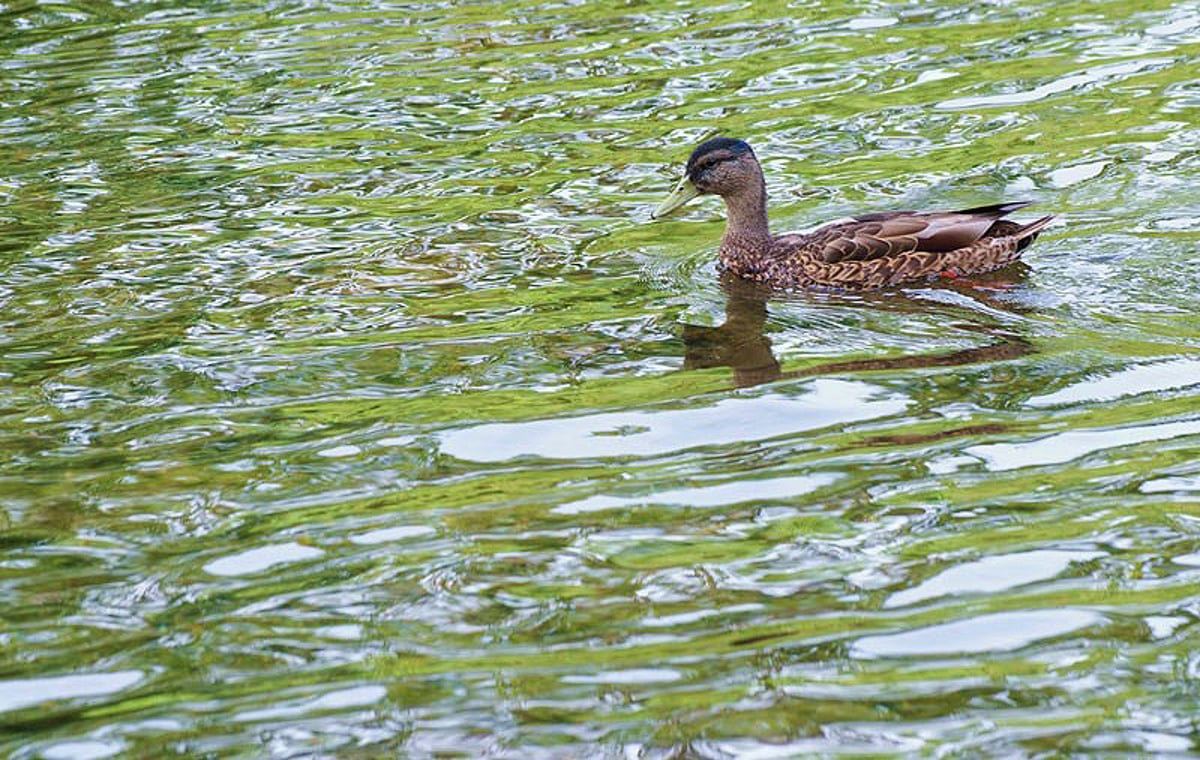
{"left": 802, "top": 202, "right": 1034, "bottom": 264}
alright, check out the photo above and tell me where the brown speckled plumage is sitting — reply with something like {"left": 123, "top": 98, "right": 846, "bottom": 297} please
{"left": 653, "top": 137, "right": 1054, "bottom": 290}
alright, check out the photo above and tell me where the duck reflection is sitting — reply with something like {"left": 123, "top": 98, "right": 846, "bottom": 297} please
{"left": 683, "top": 270, "right": 1034, "bottom": 389}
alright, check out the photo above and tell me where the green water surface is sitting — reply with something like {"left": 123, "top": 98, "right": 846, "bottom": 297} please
{"left": 3, "top": 0, "right": 1200, "bottom": 756}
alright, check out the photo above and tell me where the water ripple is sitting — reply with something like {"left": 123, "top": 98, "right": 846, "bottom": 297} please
{"left": 2, "top": 0, "right": 1200, "bottom": 755}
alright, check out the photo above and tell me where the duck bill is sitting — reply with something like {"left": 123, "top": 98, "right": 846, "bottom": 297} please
{"left": 652, "top": 175, "right": 700, "bottom": 218}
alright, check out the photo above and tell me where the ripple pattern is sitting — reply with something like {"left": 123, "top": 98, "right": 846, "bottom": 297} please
{"left": 2, "top": 0, "right": 1200, "bottom": 756}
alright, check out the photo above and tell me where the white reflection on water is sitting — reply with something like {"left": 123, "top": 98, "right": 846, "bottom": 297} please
{"left": 853, "top": 609, "right": 1104, "bottom": 658}
{"left": 41, "top": 741, "right": 124, "bottom": 760}
{"left": 1046, "top": 160, "right": 1110, "bottom": 188}
{"left": 234, "top": 685, "right": 387, "bottom": 723}
{"left": 349, "top": 524, "right": 437, "bottom": 544}
{"left": 1141, "top": 475, "right": 1200, "bottom": 493}
{"left": 1029, "top": 356, "right": 1200, "bottom": 407}
{"left": 203, "top": 542, "right": 325, "bottom": 577}
{"left": 440, "top": 379, "right": 907, "bottom": 462}
{"left": 553, "top": 473, "right": 840, "bottom": 514}
{"left": 0, "top": 670, "right": 144, "bottom": 713}
{"left": 562, "top": 668, "right": 683, "bottom": 685}
{"left": 936, "top": 58, "right": 1170, "bottom": 109}
{"left": 963, "top": 418, "right": 1200, "bottom": 471}
{"left": 885, "top": 550, "right": 1103, "bottom": 608}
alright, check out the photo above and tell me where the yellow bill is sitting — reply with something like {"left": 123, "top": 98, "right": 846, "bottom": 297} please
{"left": 652, "top": 174, "right": 700, "bottom": 218}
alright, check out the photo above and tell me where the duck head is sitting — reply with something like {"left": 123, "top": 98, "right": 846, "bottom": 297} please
{"left": 652, "top": 137, "right": 763, "bottom": 218}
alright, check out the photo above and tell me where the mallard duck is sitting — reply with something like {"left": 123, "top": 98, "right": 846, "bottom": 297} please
{"left": 652, "top": 137, "right": 1054, "bottom": 290}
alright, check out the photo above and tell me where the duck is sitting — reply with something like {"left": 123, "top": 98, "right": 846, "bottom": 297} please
{"left": 652, "top": 137, "right": 1054, "bottom": 290}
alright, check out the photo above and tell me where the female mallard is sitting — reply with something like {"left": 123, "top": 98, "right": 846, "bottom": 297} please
{"left": 652, "top": 137, "right": 1054, "bottom": 290}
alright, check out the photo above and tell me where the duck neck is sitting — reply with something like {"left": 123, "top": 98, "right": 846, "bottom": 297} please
{"left": 719, "top": 175, "right": 772, "bottom": 256}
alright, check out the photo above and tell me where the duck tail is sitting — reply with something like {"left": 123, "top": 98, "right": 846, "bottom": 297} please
{"left": 1015, "top": 215, "right": 1056, "bottom": 239}
{"left": 955, "top": 200, "right": 1035, "bottom": 217}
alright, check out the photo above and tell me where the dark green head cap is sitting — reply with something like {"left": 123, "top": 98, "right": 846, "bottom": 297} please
{"left": 685, "top": 137, "right": 753, "bottom": 175}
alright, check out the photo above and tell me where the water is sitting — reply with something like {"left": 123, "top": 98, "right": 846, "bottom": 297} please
{"left": 2, "top": 0, "right": 1200, "bottom": 755}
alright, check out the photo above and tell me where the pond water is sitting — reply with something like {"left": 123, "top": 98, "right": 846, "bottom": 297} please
{"left": 3, "top": 0, "right": 1200, "bottom": 756}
